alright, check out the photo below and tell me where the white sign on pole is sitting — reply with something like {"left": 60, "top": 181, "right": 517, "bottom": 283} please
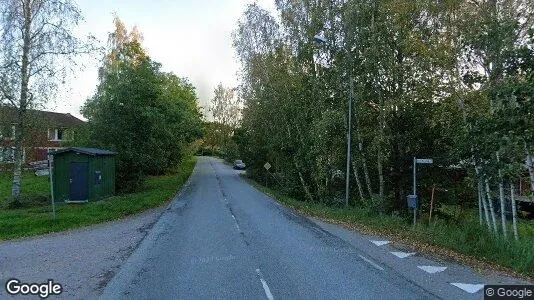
{"left": 264, "top": 162, "right": 271, "bottom": 170}
{"left": 416, "top": 158, "right": 433, "bottom": 164}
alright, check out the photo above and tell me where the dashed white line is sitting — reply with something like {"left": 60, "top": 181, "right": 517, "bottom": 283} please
{"left": 390, "top": 251, "right": 415, "bottom": 258}
{"left": 418, "top": 265, "right": 447, "bottom": 274}
{"left": 450, "top": 283, "right": 484, "bottom": 294}
{"left": 256, "top": 268, "right": 274, "bottom": 300}
{"left": 370, "top": 240, "right": 390, "bottom": 246}
{"left": 231, "top": 214, "right": 241, "bottom": 231}
{"left": 358, "top": 254, "right": 385, "bottom": 271}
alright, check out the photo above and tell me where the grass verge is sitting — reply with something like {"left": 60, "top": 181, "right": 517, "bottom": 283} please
{"left": 0, "top": 157, "right": 196, "bottom": 241}
{"left": 0, "top": 171, "right": 50, "bottom": 202}
{"left": 246, "top": 177, "right": 534, "bottom": 280}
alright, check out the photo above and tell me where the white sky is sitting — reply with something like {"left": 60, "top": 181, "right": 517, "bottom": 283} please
{"left": 48, "top": 0, "right": 278, "bottom": 120}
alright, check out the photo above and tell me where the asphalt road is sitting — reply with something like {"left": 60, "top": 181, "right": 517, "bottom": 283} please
{"left": 101, "top": 156, "right": 526, "bottom": 300}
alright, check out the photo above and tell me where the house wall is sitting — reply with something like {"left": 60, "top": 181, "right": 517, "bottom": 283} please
{"left": 1, "top": 127, "right": 70, "bottom": 163}
{"left": 52, "top": 152, "right": 116, "bottom": 202}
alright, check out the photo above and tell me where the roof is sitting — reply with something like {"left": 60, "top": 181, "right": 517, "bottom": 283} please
{"left": 51, "top": 147, "right": 117, "bottom": 156}
{"left": 0, "top": 106, "right": 85, "bottom": 127}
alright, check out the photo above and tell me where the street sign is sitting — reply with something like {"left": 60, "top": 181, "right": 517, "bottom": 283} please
{"left": 416, "top": 158, "right": 433, "bottom": 164}
{"left": 264, "top": 162, "right": 271, "bottom": 170}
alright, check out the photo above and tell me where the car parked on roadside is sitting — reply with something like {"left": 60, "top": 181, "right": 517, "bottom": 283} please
{"left": 233, "top": 160, "right": 246, "bottom": 170}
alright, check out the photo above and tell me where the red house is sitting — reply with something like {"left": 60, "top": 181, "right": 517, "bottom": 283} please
{"left": 0, "top": 107, "right": 85, "bottom": 164}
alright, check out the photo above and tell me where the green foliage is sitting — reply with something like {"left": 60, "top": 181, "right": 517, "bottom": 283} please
{"left": 82, "top": 21, "right": 202, "bottom": 192}
{"left": 0, "top": 157, "right": 196, "bottom": 241}
{"left": 233, "top": 0, "right": 533, "bottom": 215}
{"left": 249, "top": 178, "right": 534, "bottom": 278}
{"left": 0, "top": 171, "right": 50, "bottom": 203}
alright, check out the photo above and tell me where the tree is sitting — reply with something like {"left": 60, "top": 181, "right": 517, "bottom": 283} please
{"left": 0, "top": 0, "right": 94, "bottom": 197}
{"left": 82, "top": 18, "right": 202, "bottom": 191}
{"left": 209, "top": 83, "right": 241, "bottom": 151}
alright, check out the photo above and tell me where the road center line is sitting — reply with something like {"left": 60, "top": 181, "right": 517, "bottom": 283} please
{"left": 230, "top": 214, "right": 241, "bottom": 231}
{"left": 358, "top": 254, "right": 385, "bottom": 271}
{"left": 256, "top": 268, "right": 274, "bottom": 300}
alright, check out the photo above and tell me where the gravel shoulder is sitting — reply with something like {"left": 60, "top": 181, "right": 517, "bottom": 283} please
{"left": 0, "top": 205, "right": 166, "bottom": 299}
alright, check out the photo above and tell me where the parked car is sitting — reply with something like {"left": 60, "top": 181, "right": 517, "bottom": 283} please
{"left": 233, "top": 160, "right": 246, "bottom": 170}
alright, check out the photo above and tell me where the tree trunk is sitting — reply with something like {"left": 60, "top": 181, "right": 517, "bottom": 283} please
{"left": 360, "top": 140, "right": 373, "bottom": 197}
{"left": 478, "top": 179, "right": 483, "bottom": 226}
{"left": 480, "top": 178, "right": 492, "bottom": 231}
{"left": 351, "top": 159, "right": 365, "bottom": 202}
{"left": 12, "top": 0, "right": 32, "bottom": 198}
{"left": 293, "top": 157, "right": 314, "bottom": 202}
{"left": 485, "top": 179, "right": 498, "bottom": 234}
{"left": 510, "top": 183, "right": 519, "bottom": 241}
{"left": 497, "top": 152, "right": 507, "bottom": 238}
{"left": 524, "top": 142, "right": 534, "bottom": 192}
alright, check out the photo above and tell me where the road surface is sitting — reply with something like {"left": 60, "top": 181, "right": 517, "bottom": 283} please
{"left": 102, "top": 156, "right": 525, "bottom": 299}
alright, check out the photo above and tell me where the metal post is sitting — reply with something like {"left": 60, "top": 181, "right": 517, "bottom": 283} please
{"left": 48, "top": 153, "right": 56, "bottom": 219}
{"left": 345, "top": 75, "right": 353, "bottom": 208}
{"left": 413, "top": 157, "right": 417, "bottom": 195}
{"left": 413, "top": 157, "right": 417, "bottom": 227}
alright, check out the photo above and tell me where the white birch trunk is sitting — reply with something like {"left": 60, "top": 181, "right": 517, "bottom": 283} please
{"left": 496, "top": 152, "right": 507, "bottom": 238}
{"left": 525, "top": 142, "right": 534, "bottom": 192}
{"left": 351, "top": 160, "right": 365, "bottom": 202}
{"left": 480, "top": 178, "right": 492, "bottom": 231}
{"left": 510, "top": 183, "right": 519, "bottom": 241}
{"left": 485, "top": 179, "right": 499, "bottom": 234}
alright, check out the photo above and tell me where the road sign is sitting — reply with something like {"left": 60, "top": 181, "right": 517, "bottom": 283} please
{"left": 416, "top": 158, "right": 433, "bottom": 164}
{"left": 264, "top": 162, "right": 271, "bottom": 170}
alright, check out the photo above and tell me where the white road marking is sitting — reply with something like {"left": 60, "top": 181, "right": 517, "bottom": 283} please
{"left": 256, "top": 268, "right": 274, "bottom": 300}
{"left": 417, "top": 265, "right": 447, "bottom": 274}
{"left": 390, "top": 251, "right": 416, "bottom": 258}
{"left": 450, "top": 283, "right": 484, "bottom": 294}
{"left": 370, "top": 240, "right": 390, "bottom": 246}
{"left": 358, "top": 254, "right": 385, "bottom": 271}
{"left": 231, "top": 214, "right": 241, "bottom": 231}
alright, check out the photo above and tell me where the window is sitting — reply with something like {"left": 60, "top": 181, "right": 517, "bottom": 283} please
{"left": 48, "top": 128, "right": 67, "bottom": 141}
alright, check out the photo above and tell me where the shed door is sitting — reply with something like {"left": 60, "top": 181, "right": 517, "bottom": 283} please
{"left": 69, "top": 162, "right": 89, "bottom": 201}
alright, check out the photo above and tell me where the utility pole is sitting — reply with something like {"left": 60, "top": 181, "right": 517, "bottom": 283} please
{"left": 314, "top": 34, "right": 353, "bottom": 208}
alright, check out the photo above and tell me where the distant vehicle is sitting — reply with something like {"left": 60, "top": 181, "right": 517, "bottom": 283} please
{"left": 233, "top": 160, "right": 246, "bottom": 170}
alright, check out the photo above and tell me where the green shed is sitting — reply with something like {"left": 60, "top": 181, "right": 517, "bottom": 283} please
{"left": 50, "top": 147, "right": 117, "bottom": 203}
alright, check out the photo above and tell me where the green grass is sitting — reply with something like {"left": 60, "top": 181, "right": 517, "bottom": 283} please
{"left": 0, "top": 157, "right": 196, "bottom": 241}
{"left": 247, "top": 178, "right": 534, "bottom": 279}
{"left": 0, "top": 171, "right": 50, "bottom": 202}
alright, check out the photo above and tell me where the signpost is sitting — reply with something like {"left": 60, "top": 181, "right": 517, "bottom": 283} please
{"left": 48, "top": 153, "right": 56, "bottom": 219}
{"left": 410, "top": 157, "right": 433, "bottom": 227}
{"left": 264, "top": 162, "right": 271, "bottom": 186}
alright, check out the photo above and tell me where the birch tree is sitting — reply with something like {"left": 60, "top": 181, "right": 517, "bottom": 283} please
{"left": 0, "top": 0, "right": 94, "bottom": 197}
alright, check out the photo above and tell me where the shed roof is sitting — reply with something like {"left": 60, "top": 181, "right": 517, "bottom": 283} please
{"left": 51, "top": 147, "right": 117, "bottom": 156}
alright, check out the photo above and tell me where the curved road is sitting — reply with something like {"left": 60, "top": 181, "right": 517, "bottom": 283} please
{"left": 102, "top": 157, "right": 523, "bottom": 299}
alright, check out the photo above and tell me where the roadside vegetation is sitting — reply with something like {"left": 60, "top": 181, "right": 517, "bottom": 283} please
{"left": 206, "top": 0, "right": 534, "bottom": 280}
{"left": 0, "top": 16, "right": 203, "bottom": 239}
{"left": 0, "top": 157, "right": 195, "bottom": 241}
{"left": 248, "top": 178, "right": 534, "bottom": 279}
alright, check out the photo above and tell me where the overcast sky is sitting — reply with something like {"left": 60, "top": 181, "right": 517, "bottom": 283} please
{"left": 48, "top": 0, "right": 277, "bottom": 119}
